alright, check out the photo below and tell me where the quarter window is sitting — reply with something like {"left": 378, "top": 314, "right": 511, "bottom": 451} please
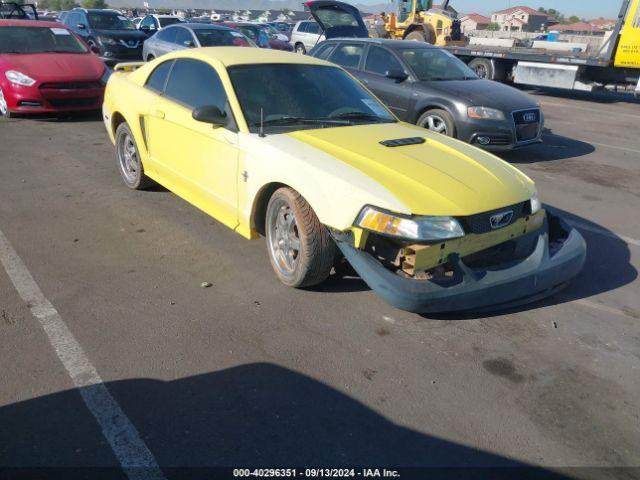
{"left": 164, "top": 59, "right": 228, "bottom": 111}
{"left": 146, "top": 60, "right": 173, "bottom": 93}
{"left": 365, "top": 46, "right": 404, "bottom": 75}
{"left": 156, "top": 26, "right": 177, "bottom": 43}
{"left": 329, "top": 43, "right": 364, "bottom": 69}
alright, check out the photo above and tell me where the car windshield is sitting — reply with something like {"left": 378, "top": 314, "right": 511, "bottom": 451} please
{"left": 235, "top": 26, "right": 269, "bottom": 48}
{"left": 0, "top": 26, "right": 88, "bottom": 54}
{"left": 159, "top": 17, "right": 182, "bottom": 28}
{"left": 399, "top": 48, "right": 478, "bottom": 81}
{"left": 194, "top": 29, "right": 252, "bottom": 47}
{"left": 228, "top": 64, "right": 396, "bottom": 134}
{"left": 88, "top": 12, "right": 136, "bottom": 31}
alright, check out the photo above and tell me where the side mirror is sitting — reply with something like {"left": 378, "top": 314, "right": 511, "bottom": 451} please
{"left": 90, "top": 45, "right": 100, "bottom": 55}
{"left": 386, "top": 69, "right": 409, "bottom": 82}
{"left": 192, "top": 105, "right": 227, "bottom": 126}
{"left": 77, "top": 23, "right": 86, "bottom": 30}
{"left": 184, "top": 40, "right": 195, "bottom": 48}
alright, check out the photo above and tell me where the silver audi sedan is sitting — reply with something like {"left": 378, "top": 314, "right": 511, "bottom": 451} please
{"left": 142, "top": 23, "right": 255, "bottom": 61}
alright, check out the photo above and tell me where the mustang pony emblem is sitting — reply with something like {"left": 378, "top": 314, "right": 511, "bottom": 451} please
{"left": 490, "top": 210, "right": 514, "bottom": 229}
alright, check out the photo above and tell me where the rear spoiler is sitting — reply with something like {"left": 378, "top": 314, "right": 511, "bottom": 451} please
{"left": 113, "top": 62, "right": 145, "bottom": 73}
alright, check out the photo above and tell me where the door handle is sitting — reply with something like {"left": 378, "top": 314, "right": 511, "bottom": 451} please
{"left": 151, "top": 109, "right": 165, "bottom": 119}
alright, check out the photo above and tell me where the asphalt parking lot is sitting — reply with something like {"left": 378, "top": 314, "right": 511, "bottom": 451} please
{"left": 0, "top": 89, "right": 639, "bottom": 479}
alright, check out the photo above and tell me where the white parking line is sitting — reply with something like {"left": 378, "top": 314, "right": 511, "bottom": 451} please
{"left": 590, "top": 142, "right": 640, "bottom": 155}
{"left": 565, "top": 220, "right": 640, "bottom": 248}
{"left": 0, "top": 228, "right": 166, "bottom": 480}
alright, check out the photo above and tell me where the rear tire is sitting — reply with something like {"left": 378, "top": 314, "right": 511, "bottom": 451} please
{"left": 417, "top": 109, "right": 456, "bottom": 138}
{"left": 147, "top": 54, "right": 155, "bottom": 62}
{"left": 115, "top": 122, "right": 154, "bottom": 190}
{"left": 294, "top": 43, "right": 306, "bottom": 54}
{"left": 265, "top": 187, "right": 335, "bottom": 288}
{"left": 468, "top": 57, "right": 494, "bottom": 80}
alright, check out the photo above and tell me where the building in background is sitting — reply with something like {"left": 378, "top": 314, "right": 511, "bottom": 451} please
{"left": 588, "top": 18, "right": 618, "bottom": 30}
{"left": 491, "top": 6, "right": 548, "bottom": 32}
{"left": 555, "top": 21, "right": 606, "bottom": 35}
{"left": 460, "top": 13, "right": 491, "bottom": 33}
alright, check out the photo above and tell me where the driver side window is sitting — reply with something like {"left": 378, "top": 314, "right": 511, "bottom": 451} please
{"left": 365, "top": 46, "right": 404, "bottom": 76}
{"left": 173, "top": 27, "right": 194, "bottom": 46}
{"left": 164, "top": 59, "right": 228, "bottom": 113}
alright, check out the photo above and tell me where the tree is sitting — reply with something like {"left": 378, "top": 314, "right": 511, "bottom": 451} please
{"left": 82, "top": 0, "right": 108, "bottom": 8}
{"left": 486, "top": 22, "right": 500, "bottom": 31}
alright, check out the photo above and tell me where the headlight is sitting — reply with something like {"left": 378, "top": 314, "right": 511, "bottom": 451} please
{"left": 356, "top": 206, "right": 465, "bottom": 242}
{"left": 5, "top": 70, "right": 36, "bottom": 87}
{"left": 467, "top": 106, "right": 505, "bottom": 121}
{"left": 530, "top": 192, "right": 542, "bottom": 214}
{"left": 98, "top": 36, "right": 118, "bottom": 45}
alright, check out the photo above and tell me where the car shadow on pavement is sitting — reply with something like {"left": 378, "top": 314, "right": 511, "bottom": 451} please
{"left": 0, "top": 363, "right": 572, "bottom": 480}
{"left": 428, "top": 206, "right": 637, "bottom": 320}
{"left": 500, "top": 128, "right": 595, "bottom": 163}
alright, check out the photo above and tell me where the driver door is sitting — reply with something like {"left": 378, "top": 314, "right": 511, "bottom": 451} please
{"left": 359, "top": 45, "right": 413, "bottom": 121}
{"left": 146, "top": 59, "right": 239, "bottom": 230}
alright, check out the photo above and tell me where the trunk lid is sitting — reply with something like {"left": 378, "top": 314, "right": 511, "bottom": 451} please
{"left": 305, "top": 0, "right": 368, "bottom": 39}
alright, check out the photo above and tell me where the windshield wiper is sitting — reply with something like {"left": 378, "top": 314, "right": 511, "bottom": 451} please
{"left": 330, "top": 111, "right": 390, "bottom": 123}
{"left": 252, "top": 116, "right": 347, "bottom": 127}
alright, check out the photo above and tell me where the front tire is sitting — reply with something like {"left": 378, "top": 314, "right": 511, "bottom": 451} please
{"left": 405, "top": 28, "right": 435, "bottom": 45}
{"left": 147, "top": 54, "right": 155, "bottom": 62}
{"left": 0, "top": 87, "right": 14, "bottom": 118}
{"left": 115, "top": 122, "right": 154, "bottom": 190}
{"left": 417, "top": 109, "right": 456, "bottom": 137}
{"left": 265, "top": 187, "right": 335, "bottom": 288}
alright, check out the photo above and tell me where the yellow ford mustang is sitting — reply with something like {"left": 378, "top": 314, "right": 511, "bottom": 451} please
{"left": 102, "top": 48, "right": 586, "bottom": 313}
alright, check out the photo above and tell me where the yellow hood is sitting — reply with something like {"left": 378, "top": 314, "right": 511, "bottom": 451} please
{"left": 288, "top": 122, "right": 535, "bottom": 217}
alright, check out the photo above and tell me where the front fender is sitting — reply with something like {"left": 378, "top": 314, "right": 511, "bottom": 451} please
{"left": 238, "top": 132, "right": 409, "bottom": 234}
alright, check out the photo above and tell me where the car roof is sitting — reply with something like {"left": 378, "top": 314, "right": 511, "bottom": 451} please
{"left": 322, "top": 38, "right": 436, "bottom": 49}
{"left": 152, "top": 14, "right": 180, "bottom": 18}
{"left": 168, "top": 46, "right": 334, "bottom": 68}
{"left": 170, "top": 23, "right": 234, "bottom": 30}
{"left": 0, "top": 19, "right": 67, "bottom": 28}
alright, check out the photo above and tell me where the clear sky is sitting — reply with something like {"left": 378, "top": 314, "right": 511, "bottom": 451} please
{"left": 356, "top": 0, "right": 621, "bottom": 19}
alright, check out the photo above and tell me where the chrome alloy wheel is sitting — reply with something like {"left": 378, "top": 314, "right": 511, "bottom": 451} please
{"left": 267, "top": 198, "right": 301, "bottom": 276}
{"left": 422, "top": 114, "right": 448, "bottom": 135}
{"left": 117, "top": 131, "right": 140, "bottom": 184}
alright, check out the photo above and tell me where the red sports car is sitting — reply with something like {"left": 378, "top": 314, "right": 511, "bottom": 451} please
{"left": 0, "top": 20, "right": 106, "bottom": 117}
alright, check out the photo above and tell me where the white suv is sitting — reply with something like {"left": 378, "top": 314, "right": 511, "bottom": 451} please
{"left": 290, "top": 20, "right": 323, "bottom": 54}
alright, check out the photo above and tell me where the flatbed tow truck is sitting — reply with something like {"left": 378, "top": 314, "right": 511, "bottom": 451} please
{"left": 443, "top": 0, "right": 640, "bottom": 94}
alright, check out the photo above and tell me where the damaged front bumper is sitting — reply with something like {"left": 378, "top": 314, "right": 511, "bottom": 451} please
{"left": 333, "top": 212, "right": 586, "bottom": 314}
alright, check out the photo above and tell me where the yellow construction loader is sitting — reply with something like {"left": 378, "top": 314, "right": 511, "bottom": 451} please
{"left": 383, "top": 0, "right": 464, "bottom": 46}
